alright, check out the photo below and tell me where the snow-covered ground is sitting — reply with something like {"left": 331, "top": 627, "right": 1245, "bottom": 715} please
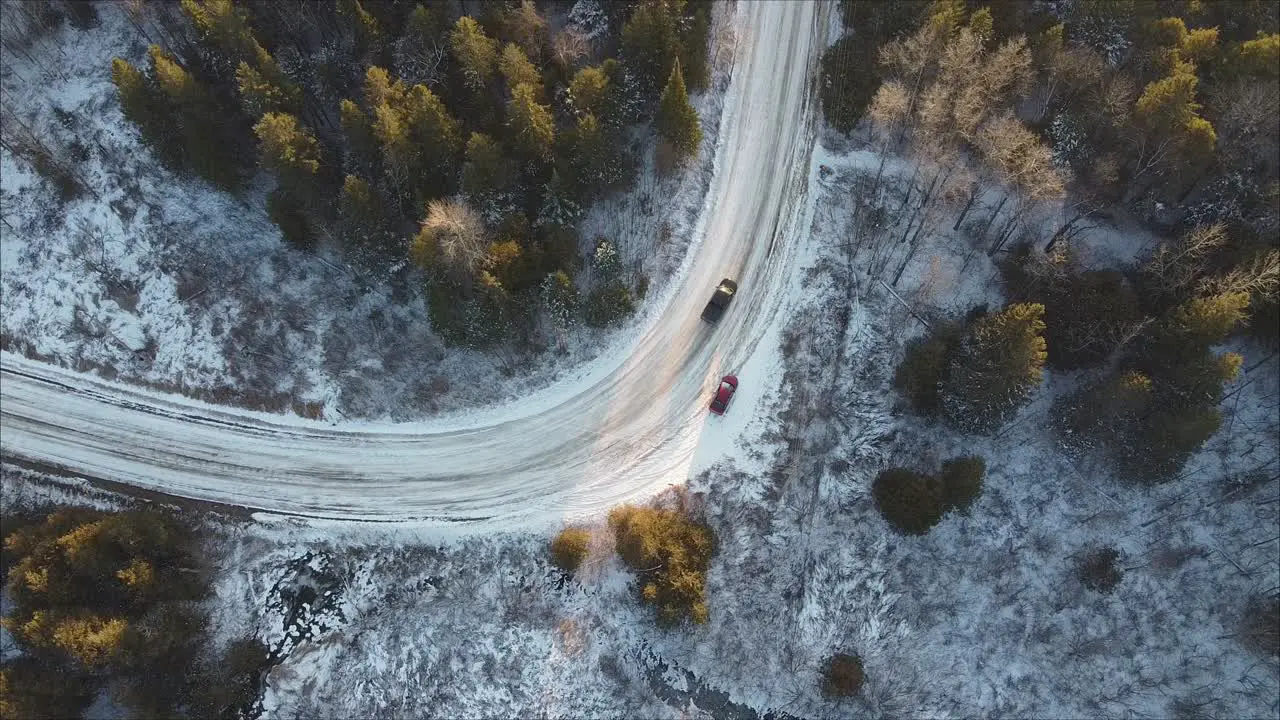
{"left": 0, "top": 1, "right": 734, "bottom": 421}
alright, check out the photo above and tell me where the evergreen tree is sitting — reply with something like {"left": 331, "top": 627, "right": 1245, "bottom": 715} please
{"left": 181, "top": 0, "right": 261, "bottom": 75}
{"left": 148, "top": 46, "right": 240, "bottom": 188}
{"left": 339, "top": 175, "right": 398, "bottom": 263}
{"left": 451, "top": 16, "right": 499, "bottom": 91}
{"left": 499, "top": 42, "right": 542, "bottom": 95}
{"left": 608, "top": 504, "right": 715, "bottom": 625}
{"left": 1231, "top": 32, "right": 1279, "bottom": 78}
{"left": 462, "top": 132, "right": 517, "bottom": 219}
{"left": 0, "top": 657, "right": 96, "bottom": 720}
{"left": 501, "top": 0, "right": 550, "bottom": 63}
{"left": 541, "top": 270, "right": 579, "bottom": 331}
{"left": 940, "top": 456, "right": 985, "bottom": 513}
{"left": 568, "top": 64, "right": 610, "bottom": 117}
{"left": 620, "top": 0, "right": 678, "bottom": 102}
{"left": 340, "top": 98, "right": 378, "bottom": 174}
{"left": 941, "top": 303, "right": 1047, "bottom": 433}
{"left": 402, "top": 83, "right": 462, "bottom": 198}
{"left": 893, "top": 322, "right": 961, "bottom": 415}
{"left": 506, "top": 82, "right": 555, "bottom": 160}
{"left": 235, "top": 48, "right": 301, "bottom": 118}
{"left": 678, "top": 1, "right": 711, "bottom": 92}
{"left": 559, "top": 113, "right": 627, "bottom": 198}
{"left": 363, "top": 67, "right": 461, "bottom": 203}
{"left": 656, "top": 58, "right": 702, "bottom": 159}
{"left": 338, "top": 0, "right": 383, "bottom": 57}
{"left": 111, "top": 57, "right": 182, "bottom": 167}
{"left": 254, "top": 112, "right": 321, "bottom": 185}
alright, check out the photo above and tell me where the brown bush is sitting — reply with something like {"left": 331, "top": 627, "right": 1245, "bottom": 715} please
{"left": 608, "top": 504, "right": 715, "bottom": 625}
{"left": 550, "top": 528, "right": 591, "bottom": 573}
{"left": 822, "top": 653, "right": 865, "bottom": 697}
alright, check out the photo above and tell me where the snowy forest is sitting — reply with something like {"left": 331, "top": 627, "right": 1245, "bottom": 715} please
{"left": 2, "top": 0, "right": 722, "bottom": 419}
{"left": 2, "top": 0, "right": 1279, "bottom": 718}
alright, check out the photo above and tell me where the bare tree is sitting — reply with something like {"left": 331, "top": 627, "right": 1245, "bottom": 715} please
{"left": 411, "top": 199, "right": 487, "bottom": 283}
{"left": 1142, "top": 223, "right": 1228, "bottom": 302}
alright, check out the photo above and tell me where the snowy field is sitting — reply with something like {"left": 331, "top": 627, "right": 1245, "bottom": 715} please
{"left": 0, "top": 2, "right": 736, "bottom": 421}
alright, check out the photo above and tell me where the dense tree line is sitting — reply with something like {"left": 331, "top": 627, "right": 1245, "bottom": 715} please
{"left": 110, "top": 0, "right": 710, "bottom": 348}
{"left": 826, "top": 0, "right": 1279, "bottom": 238}
{"left": 0, "top": 508, "right": 265, "bottom": 719}
{"left": 829, "top": 2, "right": 1276, "bottom": 485}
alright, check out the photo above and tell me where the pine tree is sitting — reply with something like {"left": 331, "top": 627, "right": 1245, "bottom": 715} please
{"left": 499, "top": 43, "right": 542, "bottom": 95}
{"left": 506, "top": 82, "right": 555, "bottom": 160}
{"left": 462, "top": 132, "right": 516, "bottom": 219}
{"left": 502, "top": 0, "right": 550, "bottom": 63}
{"left": 656, "top": 58, "right": 702, "bottom": 159}
{"left": 402, "top": 83, "right": 462, "bottom": 198}
{"left": 339, "top": 174, "right": 397, "bottom": 263}
{"left": 0, "top": 657, "right": 96, "bottom": 720}
{"left": 235, "top": 49, "right": 301, "bottom": 118}
{"left": 254, "top": 112, "right": 321, "bottom": 182}
{"left": 608, "top": 504, "right": 715, "bottom": 625}
{"left": 147, "top": 46, "right": 240, "bottom": 188}
{"left": 363, "top": 65, "right": 406, "bottom": 109}
{"left": 339, "top": 98, "right": 378, "bottom": 174}
{"left": 940, "top": 456, "right": 985, "bottom": 513}
{"left": 111, "top": 57, "right": 181, "bottom": 166}
{"left": 678, "top": 2, "right": 711, "bottom": 92}
{"left": 560, "top": 113, "right": 625, "bottom": 197}
{"left": 568, "top": 65, "right": 610, "bottom": 117}
{"left": 337, "top": 0, "right": 383, "bottom": 56}
{"left": 941, "top": 303, "right": 1047, "bottom": 433}
{"left": 181, "top": 0, "right": 260, "bottom": 74}
{"left": 1231, "top": 32, "right": 1279, "bottom": 78}
{"left": 450, "top": 16, "right": 498, "bottom": 91}
{"left": 620, "top": 0, "right": 677, "bottom": 102}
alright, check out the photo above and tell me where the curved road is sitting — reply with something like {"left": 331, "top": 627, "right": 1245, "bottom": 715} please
{"left": 1, "top": 1, "right": 826, "bottom": 525}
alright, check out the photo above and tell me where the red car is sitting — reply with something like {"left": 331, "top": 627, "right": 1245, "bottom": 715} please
{"left": 709, "top": 375, "right": 738, "bottom": 415}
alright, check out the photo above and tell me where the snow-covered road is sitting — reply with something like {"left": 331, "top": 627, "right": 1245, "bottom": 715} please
{"left": 0, "top": 1, "right": 825, "bottom": 526}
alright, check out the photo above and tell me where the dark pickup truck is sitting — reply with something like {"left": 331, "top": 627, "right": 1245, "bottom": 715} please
{"left": 701, "top": 279, "right": 738, "bottom": 323}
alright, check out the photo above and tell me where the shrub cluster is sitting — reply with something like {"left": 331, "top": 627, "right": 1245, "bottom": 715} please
{"left": 607, "top": 504, "right": 715, "bottom": 626}
{"left": 873, "top": 456, "right": 986, "bottom": 535}
{"left": 549, "top": 527, "right": 591, "bottom": 573}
